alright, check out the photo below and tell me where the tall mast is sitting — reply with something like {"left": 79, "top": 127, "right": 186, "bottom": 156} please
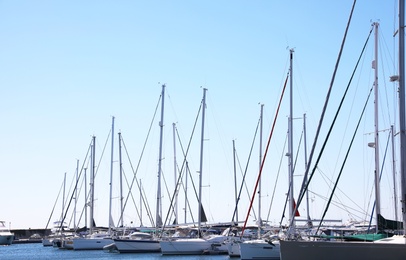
{"left": 74, "top": 160, "right": 79, "bottom": 230}
{"left": 233, "top": 139, "right": 238, "bottom": 223}
{"left": 391, "top": 125, "right": 399, "bottom": 224}
{"left": 118, "top": 132, "right": 124, "bottom": 228}
{"left": 89, "top": 135, "right": 96, "bottom": 235}
{"left": 372, "top": 22, "right": 381, "bottom": 233}
{"left": 108, "top": 116, "right": 115, "bottom": 235}
{"left": 398, "top": 0, "right": 406, "bottom": 235}
{"left": 140, "top": 179, "right": 143, "bottom": 227}
{"left": 198, "top": 88, "right": 207, "bottom": 236}
{"left": 61, "top": 172, "right": 66, "bottom": 223}
{"left": 156, "top": 84, "right": 165, "bottom": 228}
{"left": 185, "top": 161, "right": 188, "bottom": 224}
{"left": 84, "top": 167, "right": 87, "bottom": 229}
{"left": 258, "top": 104, "right": 264, "bottom": 238}
{"left": 288, "top": 49, "right": 295, "bottom": 228}
{"left": 173, "top": 123, "right": 178, "bottom": 225}
{"left": 303, "top": 113, "right": 311, "bottom": 227}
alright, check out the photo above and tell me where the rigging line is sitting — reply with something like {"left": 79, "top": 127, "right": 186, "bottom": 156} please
{"left": 161, "top": 168, "right": 178, "bottom": 225}
{"left": 228, "top": 115, "right": 261, "bottom": 228}
{"left": 177, "top": 163, "right": 196, "bottom": 225}
{"left": 206, "top": 94, "right": 232, "bottom": 176}
{"left": 379, "top": 36, "right": 393, "bottom": 125}
{"left": 316, "top": 86, "right": 373, "bottom": 234}
{"left": 160, "top": 99, "right": 203, "bottom": 232}
{"left": 241, "top": 72, "right": 289, "bottom": 237}
{"left": 117, "top": 168, "right": 142, "bottom": 227}
{"left": 315, "top": 167, "right": 366, "bottom": 216}
{"left": 292, "top": 129, "right": 304, "bottom": 175}
{"left": 121, "top": 137, "right": 155, "bottom": 227}
{"left": 44, "top": 176, "right": 65, "bottom": 230}
{"left": 163, "top": 108, "right": 202, "bottom": 227}
{"left": 266, "top": 131, "right": 287, "bottom": 226}
{"left": 279, "top": 128, "right": 304, "bottom": 225}
{"left": 114, "top": 135, "right": 147, "bottom": 227}
{"left": 294, "top": 15, "right": 373, "bottom": 226}
{"left": 73, "top": 148, "right": 93, "bottom": 231}
{"left": 236, "top": 150, "right": 257, "bottom": 220}
{"left": 169, "top": 122, "right": 202, "bottom": 226}
{"left": 120, "top": 95, "right": 161, "bottom": 227}
{"left": 267, "top": 131, "right": 288, "bottom": 225}
{"left": 120, "top": 144, "right": 143, "bottom": 224}
{"left": 367, "top": 129, "right": 392, "bottom": 232}
{"left": 59, "top": 138, "right": 92, "bottom": 232}
{"left": 307, "top": 190, "right": 369, "bottom": 219}
{"left": 293, "top": 0, "right": 359, "bottom": 219}
{"left": 94, "top": 128, "right": 111, "bottom": 180}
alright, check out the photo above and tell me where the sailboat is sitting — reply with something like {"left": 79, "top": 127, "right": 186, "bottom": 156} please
{"left": 43, "top": 172, "right": 77, "bottom": 247}
{"left": 239, "top": 49, "right": 295, "bottom": 260}
{"left": 229, "top": 104, "right": 273, "bottom": 258}
{"left": 280, "top": 1, "right": 406, "bottom": 259}
{"left": 111, "top": 85, "right": 166, "bottom": 253}
{"left": 159, "top": 88, "right": 230, "bottom": 255}
{"left": 72, "top": 126, "right": 115, "bottom": 250}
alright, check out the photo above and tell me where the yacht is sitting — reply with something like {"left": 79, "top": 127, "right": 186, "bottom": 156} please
{"left": 0, "top": 221, "right": 14, "bottom": 245}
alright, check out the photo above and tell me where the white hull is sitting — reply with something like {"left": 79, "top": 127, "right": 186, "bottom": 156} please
{"left": 113, "top": 239, "right": 160, "bottom": 253}
{"left": 61, "top": 238, "right": 74, "bottom": 249}
{"left": 280, "top": 236, "right": 406, "bottom": 260}
{"left": 160, "top": 235, "right": 229, "bottom": 255}
{"left": 73, "top": 237, "right": 114, "bottom": 250}
{"left": 226, "top": 240, "right": 241, "bottom": 257}
{"left": 0, "top": 234, "right": 13, "bottom": 245}
{"left": 42, "top": 238, "right": 53, "bottom": 246}
{"left": 239, "top": 239, "right": 280, "bottom": 260}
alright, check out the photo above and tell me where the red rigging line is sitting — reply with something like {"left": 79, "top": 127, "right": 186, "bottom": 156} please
{"left": 241, "top": 72, "right": 290, "bottom": 236}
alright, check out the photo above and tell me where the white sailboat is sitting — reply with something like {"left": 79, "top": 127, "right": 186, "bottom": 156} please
{"left": 240, "top": 49, "right": 295, "bottom": 260}
{"left": 280, "top": 1, "right": 406, "bottom": 259}
{"left": 229, "top": 104, "right": 267, "bottom": 258}
{"left": 73, "top": 129, "right": 114, "bottom": 250}
{"left": 160, "top": 88, "right": 230, "bottom": 255}
{"left": 111, "top": 85, "right": 167, "bottom": 253}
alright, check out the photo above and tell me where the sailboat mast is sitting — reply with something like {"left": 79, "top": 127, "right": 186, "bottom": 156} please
{"left": 62, "top": 172, "right": 66, "bottom": 223}
{"left": 74, "top": 160, "right": 79, "bottom": 230}
{"left": 233, "top": 140, "right": 238, "bottom": 223}
{"left": 156, "top": 84, "right": 165, "bottom": 228}
{"left": 303, "top": 113, "right": 311, "bottom": 227}
{"left": 140, "top": 179, "right": 143, "bottom": 226}
{"left": 398, "top": 0, "right": 406, "bottom": 235}
{"left": 173, "top": 123, "right": 178, "bottom": 225}
{"left": 391, "top": 125, "right": 399, "bottom": 224}
{"left": 84, "top": 167, "right": 87, "bottom": 230}
{"left": 185, "top": 161, "right": 188, "bottom": 224}
{"left": 258, "top": 104, "right": 264, "bottom": 238}
{"left": 288, "top": 49, "right": 295, "bottom": 227}
{"left": 198, "top": 88, "right": 207, "bottom": 235}
{"left": 118, "top": 132, "right": 124, "bottom": 228}
{"left": 108, "top": 116, "right": 115, "bottom": 235}
{"left": 89, "top": 135, "right": 96, "bottom": 235}
{"left": 372, "top": 22, "right": 381, "bottom": 233}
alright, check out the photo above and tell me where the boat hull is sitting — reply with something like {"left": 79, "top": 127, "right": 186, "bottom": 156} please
{"left": 0, "top": 234, "right": 14, "bottom": 245}
{"left": 160, "top": 236, "right": 228, "bottom": 255}
{"left": 279, "top": 239, "right": 406, "bottom": 260}
{"left": 73, "top": 237, "right": 114, "bottom": 250}
{"left": 42, "top": 238, "right": 53, "bottom": 247}
{"left": 226, "top": 240, "right": 241, "bottom": 257}
{"left": 239, "top": 239, "right": 280, "bottom": 260}
{"left": 113, "top": 239, "right": 160, "bottom": 253}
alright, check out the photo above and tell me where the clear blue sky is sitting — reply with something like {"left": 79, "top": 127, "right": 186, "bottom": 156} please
{"left": 0, "top": 0, "right": 400, "bottom": 229}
